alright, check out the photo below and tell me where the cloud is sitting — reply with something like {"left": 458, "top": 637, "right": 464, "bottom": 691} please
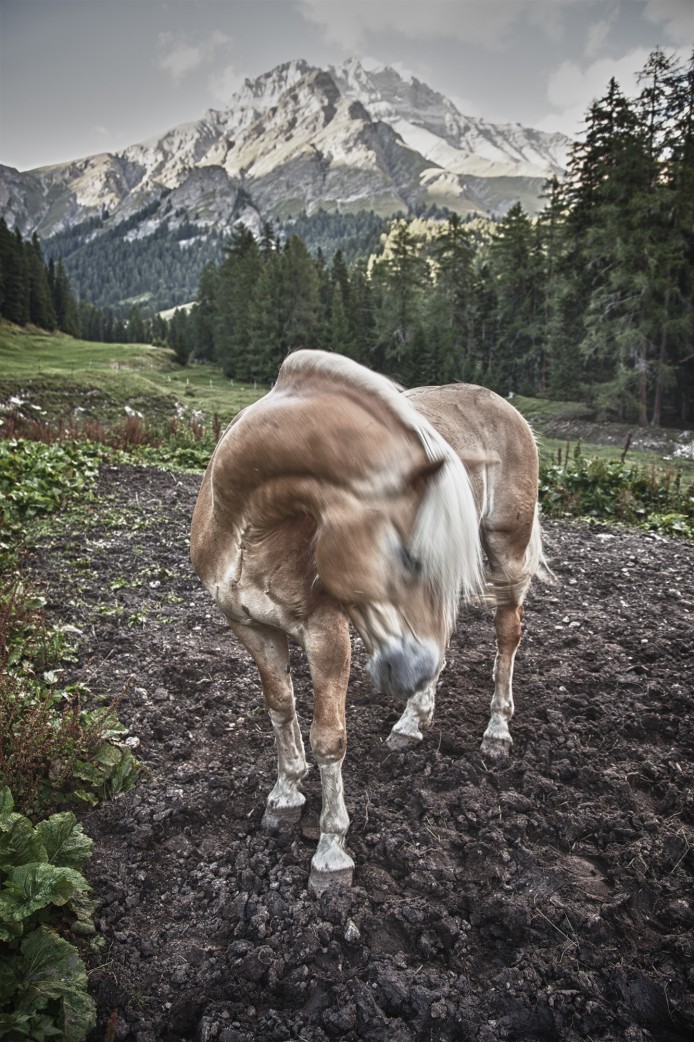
{"left": 584, "top": 15, "right": 617, "bottom": 59}
{"left": 297, "top": 0, "right": 571, "bottom": 50}
{"left": 538, "top": 47, "right": 653, "bottom": 138}
{"left": 643, "top": 0, "right": 694, "bottom": 45}
{"left": 209, "top": 65, "right": 244, "bottom": 104}
{"left": 157, "top": 30, "right": 232, "bottom": 82}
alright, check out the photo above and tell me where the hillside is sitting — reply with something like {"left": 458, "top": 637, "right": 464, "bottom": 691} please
{"left": 2, "top": 325, "right": 692, "bottom": 475}
{"left": 0, "top": 323, "right": 263, "bottom": 429}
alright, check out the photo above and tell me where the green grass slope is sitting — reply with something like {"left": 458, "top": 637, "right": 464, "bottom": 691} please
{"left": 1, "top": 322, "right": 692, "bottom": 479}
{"left": 0, "top": 323, "right": 264, "bottom": 428}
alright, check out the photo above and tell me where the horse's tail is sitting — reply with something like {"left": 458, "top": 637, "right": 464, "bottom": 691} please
{"left": 524, "top": 506, "right": 555, "bottom": 587}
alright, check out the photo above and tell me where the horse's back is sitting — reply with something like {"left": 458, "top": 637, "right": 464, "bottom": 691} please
{"left": 405, "top": 382, "right": 539, "bottom": 533}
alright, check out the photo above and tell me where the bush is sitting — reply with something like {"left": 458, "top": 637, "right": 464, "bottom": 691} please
{"left": 0, "top": 787, "right": 97, "bottom": 1041}
{"left": 539, "top": 447, "right": 694, "bottom": 536}
{"left": 0, "top": 581, "right": 140, "bottom": 819}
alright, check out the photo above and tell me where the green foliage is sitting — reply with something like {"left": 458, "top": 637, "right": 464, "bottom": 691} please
{"left": 539, "top": 447, "right": 694, "bottom": 535}
{"left": 1, "top": 580, "right": 141, "bottom": 818}
{"left": 0, "top": 788, "right": 97, "bottom": 1041}
{"left": 0, "top": 440, "right": 103, "bottom": 568}
{"left": 0, "top": 438, "right": 140, "bottom": 815}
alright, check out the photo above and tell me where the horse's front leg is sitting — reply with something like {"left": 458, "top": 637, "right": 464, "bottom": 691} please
{"left": 229, "top": 622, "right": 308, "bottom": 828}
{"left": 386, "top": 670, "right": 441, "bottom": 750}
{"left": 302, "top": 607, "right": 354, "bottom": 893}
{"left": 481, "top": 603, "right": 523, "bottom": 759}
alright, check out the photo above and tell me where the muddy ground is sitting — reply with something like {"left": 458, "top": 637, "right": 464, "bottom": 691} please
{"left": 28, "top": 464, "right": 693, "bottom": 1042}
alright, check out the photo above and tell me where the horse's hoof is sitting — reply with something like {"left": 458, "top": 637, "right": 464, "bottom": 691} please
{"left": 386, "top": 728, "right": 422, "bottom": 751}
{"left": 262, "top": 803, "right": 304, "bottom": 832}
{"left": 480, "top": 736, "right": 512, "bottom": 760}
{"left": 308, "top": 864, "right": 354, "bottom": 894}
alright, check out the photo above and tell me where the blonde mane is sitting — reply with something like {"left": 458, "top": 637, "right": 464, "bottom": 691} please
{"left": 279, "top": 350, "right": 485, "bottom": 631}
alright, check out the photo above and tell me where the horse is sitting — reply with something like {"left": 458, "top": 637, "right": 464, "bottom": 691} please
{"left": 190, "top": 349, "right": 550, "bottom": 893}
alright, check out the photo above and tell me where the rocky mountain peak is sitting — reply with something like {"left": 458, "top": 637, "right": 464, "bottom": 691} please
{"left": 1, "top": 57, "right": 572, "bottom": 241}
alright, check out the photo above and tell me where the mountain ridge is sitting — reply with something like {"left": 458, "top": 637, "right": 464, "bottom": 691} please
{"left": 1, "top": 57, "right": 570, "bottom": 242}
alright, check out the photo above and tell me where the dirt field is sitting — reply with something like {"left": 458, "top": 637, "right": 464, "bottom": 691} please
{"left": 28, "top": 464, "right": 694, "bottom": 1042}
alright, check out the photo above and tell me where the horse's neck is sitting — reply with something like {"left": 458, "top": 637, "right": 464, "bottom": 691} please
{"left": 212, "top": 389, "right": 422, "bottom": 530}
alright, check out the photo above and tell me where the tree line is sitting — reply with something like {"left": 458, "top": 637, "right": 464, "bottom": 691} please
{"left": 172, "top": 49, "right": 694, "bottom": 425}
{"left": 0, "top": 221, "right": 78, "bottom": 335}
{"left": 0, "top": 218, "right": 172, "bottom": 346}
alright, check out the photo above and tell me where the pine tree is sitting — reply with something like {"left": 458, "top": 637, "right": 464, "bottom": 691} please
{"left": 347, "top": 261, "right": 376, "bottom": 367}
{"left": 279, "top": 235, "right": 322, "bottom": 354}
{"left": 327, "top": 250, "right": 356, "bottom": 356}
{"left": 646, "top": 49, "right": 694, "bottom": 424}
{"left": 565, "top": 79, "right": 653, "bottom": 419}
{"left": 191, "top": 262, "right": 218, "bottom": 361}
{"left": 27, "top": 233, "right": 57, "bottom": 329}
{"left": 127, "top": 304, "right": 146, "bottom": 344}
{"left": 215, "top": 224, "right": 263, "bottom": 378}
{"left": 248, "top": 249, "right": 284, "bottom": 384}
{"left": 168, "top": 308, "right": 191, "bottom": 364}
{"left": 0, "top": 223, "right": 29, "bottom": 325}
{"left": 52, "top": 257, "right": 79, "bottom": 335}
{"left": 487, "top": 204, "right": 543, "bottom": 395}
{"left": 427, "top": 215, "right": 476, "bottom": 381}
{"left": 371, "top": 220, "right": 429, "bottom": 383}
{"left": 535, "top": 178, "right": 581, "bottom": 398}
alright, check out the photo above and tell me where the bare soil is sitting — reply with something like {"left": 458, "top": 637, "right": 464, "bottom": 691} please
{"left": 28, "top": 464, "right": 694, "bottom": 1042}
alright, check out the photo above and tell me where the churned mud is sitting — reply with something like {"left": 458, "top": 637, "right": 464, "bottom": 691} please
{"left": 28, "top": 464, "right": 694, "bottom": 1042}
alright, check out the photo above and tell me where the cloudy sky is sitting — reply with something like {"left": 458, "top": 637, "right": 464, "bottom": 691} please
{"left": 0, "top": 0, "right": 691, "bottom": 171}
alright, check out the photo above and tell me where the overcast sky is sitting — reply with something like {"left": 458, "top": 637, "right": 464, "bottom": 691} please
{"left": 0, "top": 0, "right": 691, "bottom": 171}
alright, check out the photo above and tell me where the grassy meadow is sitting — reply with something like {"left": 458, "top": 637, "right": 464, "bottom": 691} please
{"left": 2, "top": 322, "right": 692, "bottom": 479}
{"left": 0, "top": 322, "right": 264, "bottom": 429}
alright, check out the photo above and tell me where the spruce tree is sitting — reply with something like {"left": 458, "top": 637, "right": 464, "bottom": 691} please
{"left": 215, "top": 224, "right": 263, "bottom": 378}
{"left": 0, "top": 223, "right": 29, "bottom": 325}
{"left": 427, "top": 215, "right": 476, "bottom": 381}
{"left": 27, "top": 233, "right": 57, "bottom": 329}
{"left": 371, "top": 220, "right": 429, "bottom": 383}
{"left": 279, "top": 235, "right": 322, "bottom": 354}
{"left": 487, "top": 203, "right": 542, "bottom": 395}
{"left": 52, "top": 257, "right": 79, "bottom": 335}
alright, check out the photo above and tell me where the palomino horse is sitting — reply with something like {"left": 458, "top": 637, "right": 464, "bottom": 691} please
{"left": 190, "top": 350, "right": 550, "bottom": 892}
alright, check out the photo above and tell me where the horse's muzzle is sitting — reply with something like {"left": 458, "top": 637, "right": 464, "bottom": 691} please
{"left": 367, "top": 638, "right": 440, "bottom": 698}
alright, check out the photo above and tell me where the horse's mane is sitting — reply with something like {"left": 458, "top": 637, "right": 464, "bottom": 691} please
{"left": 278, "top": 351, "right": 485, "bottom": 630}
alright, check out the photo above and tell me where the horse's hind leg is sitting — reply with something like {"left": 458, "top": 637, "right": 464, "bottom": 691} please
{"left": 480, "top": 529, "right": 531, "bottom": 759}
{"left": 229, "top": 622, "right": 308, "bottom": 829}
{"left": 481, "top": 602, "right": 523, "bottom": 758}
{"left": 302, "top": 607, "right": 355, "bottom": 893}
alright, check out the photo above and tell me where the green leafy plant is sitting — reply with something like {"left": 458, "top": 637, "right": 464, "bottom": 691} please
{"left": 0, "top": 439, "right": 105, "bottom": 570}
{"left": 539, "top": 447, "right": 693, "bottom": 536}
{"left": 0, "top": 787, "right": 97, "bottom": 1041}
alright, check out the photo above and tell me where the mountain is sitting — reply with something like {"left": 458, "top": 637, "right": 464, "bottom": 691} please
{"left": 0, "top": 59, "right": 570, "bottom": 312}
{"left": 1, "top": 58, "right": 569, "bottom": 239}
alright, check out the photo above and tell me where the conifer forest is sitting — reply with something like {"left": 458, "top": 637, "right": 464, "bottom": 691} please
{"left": 1, "top": 49, "right": 692, "bottom": 427}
